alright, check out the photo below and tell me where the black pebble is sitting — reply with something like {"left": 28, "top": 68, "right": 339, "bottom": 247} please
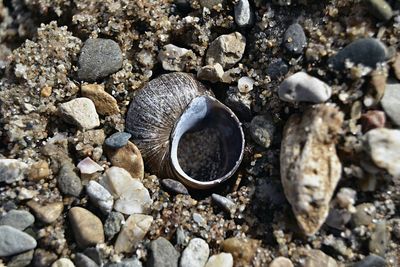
{"left": 283, "top": 23, "right": 307, "bottom": 55}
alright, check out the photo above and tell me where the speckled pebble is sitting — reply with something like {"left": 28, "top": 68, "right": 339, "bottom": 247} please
{"left": 86, "top": 181, "right": 114, "bottom": 214}
{"left": 104, "top": 212, "right": 124, "bottom": 240}
{"left": 249, "top": 114, "right": 275, "bottom": 148}
{"left": 0, "top": 210, "right": 35, "bottom": 230}
{"left": 148, "top": 237, "right": 180, "bottom": 267}
{"left": 161, "top": 179, "right": 189, "bottom": 195}
{"left": 234, "top": 0, "right": 253, "bottom": 28}
{"left": 180, "top": 238, "right": 210, "bottom": 267}
{"left": 283, "top": 23, "right": 307, "bottom": 55}
{"left": 105, "top": 132, "right": 132, "bottom": 149}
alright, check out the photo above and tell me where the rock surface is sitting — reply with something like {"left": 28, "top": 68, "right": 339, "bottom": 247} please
{"left": 59, "top": 98, "right": 100, "bottom": 130}
{"left": 147, "top": 237, "right": 180, "bottom": 267}
{"left": 0, "top": 225, "right": 37, "bottom": 257}
{"left": 0, "top": 209, "right": 35, "bottom": 230}
{"left": 180, "top": 238, "right": 209, "bottom": 267}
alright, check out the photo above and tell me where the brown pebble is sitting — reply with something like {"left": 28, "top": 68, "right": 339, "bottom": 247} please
{"left": 392, "top": 53, "right": 400, "bottom": 80}
{"left": 27, "top": 200, "right": 64, "bottom": 224}
{"left": 40, "top": 85, "right": 52, "bottom": 97}
{"left": 222, "top": 237, "right": 260, "bottom": 264}
{"left": 365, "top": 70, "right": 387, "bottom": 107}
{"left": 360, "top": 110, "right": 386, "bottom": 133}
{"left": 81, "top": 84, "right": 120, "bottom": 116}
{"left": 269, "top": 257, "right": 294, "bottom": 267}
{"left": 28, "top": 160, "right": 50, "bottom": 181}
{"left": 302, "top": 249, "right": 338, "bottom": 267}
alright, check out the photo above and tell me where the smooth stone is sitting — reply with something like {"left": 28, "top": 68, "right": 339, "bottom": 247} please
{"left": 158, "top": 44, "right": 196, "bottom": 72}
{"left": 353, "top": 254, "right": 386, "bottom": 267}
{"left": 197, "top": 64, "right": 224, "bottom": 83}
{"left": 380, "top": 81, "right": 400, "bottom": 126}
{"left": 105, "top": 258, "right": 142, "bottom": 267}
{"left": 161, "top": 179, "right": 189, "bottom": 195}
{"left": 28, "top": 160, "right": 50, "bottom": 181}
{"left": 78, "top": 38, "right": 123, "bottom": 81}
{"left": 180, "top": 238, "right": 210, "bottom": 267}
{"left": 267, "top": 59, "right": 289, "bottom": 79}
{"left": 369, "top": 220, "right": 389, "bottom": 256}
{"left": 211, "top": 193, "right": 236, "bottom": 214}
{"left": 59, "top": 98, "right": 100, "bottom": 130}
{"left": 206, "top": 32, "right": 246, "bottom": 69}
{"left": 205, "top": 253, "right": 233, "bottom": 267}
{"left": 222, "top": 238, "right": 259, "bottom": 264}
{"left": 269, "top": 257, "right": 294, "bottom": 267}
{"left": 69, "top": 207, "right": 105, "bottom": 248}
{"left": 352, "top": 203, "right": 376, "bottom": 226}
{"left": 0, "top": 159, "right": 28, "bottom": 184}
{"left": 0, "top": 225, "right": 37, "bottom": 257}
{"left": 303, "top": 249, "right": 338, "bottom": 267}
{"left": 81, "top": 84, "right": 120, "bottom": 116}
{"left": 83, "top": 247, "right": 102, "bottom": 266}
{"left": 75, "top": 253, "right": 99, "bottom": 267}
{"left": 366, "top": 0, "right": 393, "bottom": 21}
{"left": 0, "top": 210, "right": 34, "bottom": 230}
{"left": 237, "top": 76, "right": 255, "bottom": 93}
{"left": 58, "top": 162, "right": 83, "bottom": 197}
{"left": 364, "top": 128, "right": 400, "bottom": 177}
{"left": 32, "top": 249, "right": 58, "bottom": 267}
{"left": 283, "top": 23, "right": 307, "bottom": 55}
{"left": 26, "top": 200, "right": 64, "bottom": 224}
{"left": 86, "top": 180, "right": 114, "bottom": 214}
{"left": 234, "top": 0, "right": 254, "bottom": 28}
{"left": 249, "top": 114, "right": 275, "bottom": 148}
{"left": 104, "top": 212, "right": 124, "bottom": 240}
{"left": 105, "top": 132, "right": 132, "bottom": 149}
{"left": 52, "top": 258, "right": 76, "bottom": 267}
{"left": 148, "top": 237, "right": 180, "bottom": 267}
{"left": 7, "top": 250, "right": 34, "bottom": 267}
{"left": 114, "top": 214, "right": 153, "bottom": 254}
{"left": 328, "top": 38, "right": 387, "bottom": 70}
{"left": 77, "top": 157, "right": 104, "bottom": 175}
{"left": 278, "top": 72, "right": 332, "bottom": 103}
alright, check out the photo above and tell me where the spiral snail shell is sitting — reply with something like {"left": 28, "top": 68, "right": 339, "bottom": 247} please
{"left": 125, "top": 72, "right": 245, "bottom": 189}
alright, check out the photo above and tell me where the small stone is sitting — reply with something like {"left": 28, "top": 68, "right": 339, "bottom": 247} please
{"left": 206, "top": 32, "right": 246, "bottom": 69}
{"left": 234, "top": 0, "right": 254, "bottom": 28}
{"left": 161, "top": 179, "right": 189, "bottom": 195}
{"left": 114, "top": 214, "right": 153, "bottom": 254}
{"left": 225, "top": 86, "right": 252, "bottom": 121}
{"left": 32, "top": 249, "right": 58, "bottom": 267}
{"left": 249, "top": 114, "right": 275, "bottom": 148}
{"left": 303, "top": 249, "right": 338, "bottom": 267}
{"left": 28, "top": 160, "right": 50, "bottom": 181}
{"left": 328, "top": 38, "right": 387, "bottom": 70}
{"left": 52, "top": 258, "right": 76, "bottom": 267}
{"left": 83, "top": 247, "right": 102, "bottom": 266}
{"left": 364, "top": 128, "right": 400, "bottom": 177}
{"left": 0, "top": 225, "right": 37, "bottom": 257}
{"left": 148, "top": 237, "right": 180, "bottom": 267}
{"left": 106, "top": 141, "right": 144, "bottom": 180}
{"left": 237, "top": 76, "right": 255, "bottom": 93}
{"left": 283, "top": 23, "right": 307, "bottom": 55}
{"left": 392, "top": 53, "right": 400, "bottom": 80}
{"left": 192, "top": 213, "right": 205, "bottom": 225}
{"left": 352, "top": 203, "right": 376, "bottom": 226}
{"left": 180, "top": 238, "right": 209, "bottom": 267}
{"left": 86, "top": 181, "right": 114, "bottom": 214}
{"left": 158, "top": 44, "right": 196, "bottom": 72}
{"left": 59, "top": 98, "right": 100, "bottom": 130}
{"left": 369, "top": 220, "right": 389, "bottom": 256}
{"left": 40, "top": 85, "right": 52, "bottom": 97}
{"left": 353, "top": 254, "right": 386, "bottom": 267}
{"left": 0, "top": 159, "right": 28, "bottom": 184}
{"left": 75, "top": 253, "right": 99, "bottom": 267}
{"left": 58, "top": 162, "right": 83, "bottom": 197}
{"left": 78, "top": 38, "right": 123, "bottom": 81}
{"left": 197, "top": 64, "right": 224, "bottom": 83}
{"left": 8, "top": 250, "right": 34, "bottom": 267}
{"left": 69, "top": 207, "right": 105, "bottom": 248}
{"left": 77, "top": 157, "right": 104, "bottom": 174}
{"left": 105, "top": 132, "right": 132, "bottom": 149}
{"left": 267, "top": 59, "right": 289, "bottom": 79}
{"left": 269, "top": 257, "right": 294, "bottom": 267}
{"left": 105, "top": 258, "right": 143, "bottom": 267}
{"left": 278, "top": 72, "right": 332, "bottom": 103}
{"left": 360, "top": 111, "right": 386, "bottom": 133}
{"left": 205, "top": 253, "right": 233, "bottom": 267}
{"left": 325, "top": 208, "right": 352, "bottom": 230}
{"left": 81, "top": 84, "right": 120, "bottom": 116}
{"left": 222, "top": 238, "right": 260, "bottom": 264}
{"left": 212, "top": 193, "right": 236, "bottom": 214}
{"left": 364, "top": 70, "right": 387, "bottom": 107}
{"left": 0, "top": 210, "right": 35, "bottom": 230}
{"left": 26, "top": 200, "right": 64, "bottom": 224}
{"left": 18, "top": 188, "right": 38, "bottom": 201}
{"left": 335, "top": 187, "right": 356, "bottom": 210}
{"left": 104, "top": 212, "right": 124, "bottom": 240}
{"left": 366, "top": 0, "right": 393, "bottom": 21}
{"left": 380, "top": 80, "right": 400, "bottom": 126}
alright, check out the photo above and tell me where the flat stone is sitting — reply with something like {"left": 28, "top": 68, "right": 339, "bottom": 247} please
{"left": 77, "top": 157, "right": 104, "bottom": 175}
{"left": 206, "top": 32, "right": 246, "bottom": 69}
{"left": 114, "top": 214, "right": 153, "bottom": 254}
{"left": 278, "top": 72, "right": 332, "bottom": 103}
{"left": 161, "top": 179, "right": 189, "bottom": 195}
{"left": 27, "top": 200, "right": 64, "bottom": 224}
{"left": 269, "top": 257, "right": 294, "bottom": 267}
{"left": 0, "top": 210, "right": 34, "bottom": 230}
{"left": 205, "top": 253, "right": 233, "bottom": 267}
{"left": 0, "top": 159, "right": 28, "bottom": 184}
{"left": 234, "top": 0, "right": 253, "bottom": 28}
{"left": 148, "top": 237, "right": 180, "bottom": 267}
{"left": 303, "top": 249, "right": 338, "bottom": 267}
{"left": 381, "top": 81, "right": 400, "bottom": 126}
{"left": 353, "top": 254, "right": 386, "bottom": 267}
{"left": 86, "top": 181, "right": 114, "bottom": 214}
{"left": 369, "top": 220, "right": 389, "bottom": 256}
{"left": 78, "top": 38, "right": 123, "bottom": 81}
{"left": 0, "top": 225, "right": 37, "bottom": 257}
{"left": 69, "top": 207, "right": 105, "bottom": 248}
{"left": 158, "top": 44, "right": 196, "bottom": 72}
{"left": 75, "top": 253, "right": 99, "bottom": 267}
{"left": 57, "top": 162, "right": 83, "bottom": 197}
{"left": 28, "top": 160, "right": 50, "bottom": 181}
{"left": 105, "top": 132, "right": 132, "bottom": 149}
{"left": 104, "top": 212, "right": 124, "bottom": 240}
{"left": 59, "top": 98, "right": 100, "bottom": 130}
{"left": 211, "top": 193, "right": 236, "bottom": 214}
{"left": 249, "top": 114, "right": 276, "bottom": 148}
{"left": 364, "top": 128, "right": 400, "bottom": 177}
{"left": 328, "top": 38, "right": 387, "bottom": 70}
{"left": 7, "top": 250, "right": 34, "bottom": 267}
{"left": 222, "top": 238, "right": 260, "bottom": 265}
{"left": 180, "top": 238, "right": 209, "bottom": 267}
{"left": 366, "top": 0, "right": 393, "bottom": 21}
{"left": 52, "top": 258, "right": 76, "bottom": 267}
{"left": 197, "top": 64, "right": 224, "bottom": 83}
{"left": 283, "top": 23, "right": 307, "bottom": 55}
{"left": 81, "top": 84, "right": 120, "bottom": 116}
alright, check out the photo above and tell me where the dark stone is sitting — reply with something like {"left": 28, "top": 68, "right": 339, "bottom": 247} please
{"left": 84, "top": 247, "right": 102, "bottom": 266}
{"left": 283, "top": 23, "right": 307, "bottom": 55}
{"left": 147, "top": 237, "right": 180, "bottom": 267}
{"left": 104, "top": 212, "right": 124, "bottom": 240}
{"left": 161, "top": 179, "right": 189, "bottom": 195}
{"left": 8, "top": 250, "right": 34, "bottom": 267}
{"left": 249, "top": 115, "right": 275, "bottom": 148}
{"left": 105, "top": 258, "right": 143, "bottom": 267}
{"left": 224, "top": 86, "right": 252, "bottom": 121}
{"left": 353, "top": 254, "right": 386, "bottom": 267}
{"left": 57, "top": 162, "right": 83, "bottom": 197}
{"left": 32, "top": 249, "right": 57, "bottom": 267}
{"left": 267, "top": 59, "right": 288, "bottom": 79}
{"left": 105, "top": 132, "right": 132, "bottom": 149}
{"left": 75, "top": 253, "right": 99, "bottom": 267}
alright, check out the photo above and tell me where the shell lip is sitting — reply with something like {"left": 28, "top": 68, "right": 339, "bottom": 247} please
{"left": 169, "top": 95, "right": 245, "bottom": 189}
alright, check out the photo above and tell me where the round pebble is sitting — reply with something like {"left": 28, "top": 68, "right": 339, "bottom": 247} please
{"left": 57, "top": 162, "right": 83, "bottom": 197}
{"left": 52, "top": 258, "right": 75, "bottom": 267}
{"left": 234, "top": 0, "right": 254, "bottom": 28}
{"left": 366, "top": 0, "right": 393, "bottom": 21}
{"left": 283, "top": 23, "right": 307, "bottom": 55}
{"left": 148, "top": 237, "right": 180, "bottom": 267}
{"left": 27, "top": 200, "right": 64, "bottom": 224}
{"left": 105, "top": 132, "right": 132, "bottom": 149}
{"left": 0, "top": 225, "right": 37, "bottom": 257}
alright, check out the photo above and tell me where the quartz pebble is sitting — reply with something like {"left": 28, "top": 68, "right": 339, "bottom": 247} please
{"left": 27, "top": 200, "right": 64, "bottom": 224}
{"left": 158, "top": 44, "right": 196, "bottom": 72}
{"left": 0, "top": 225, "right": 37, "bottom": 257}
{"left": 59, "top": 98, "right": 100, "bottom": 130}
{"left": 234, "top": 0, "right": 253, "bottom": 28}
{"left": 269, "top": 257, "right": 294, "bottom": 267}
{"left": 366, "top": 0, "right": 393, "bottom": 21}
{"left": 278, "top": 72, "right": 332, "bottom": 103}
{"left": 222, "top": 238, "right": 259, "bottom": 265}
{"left": 81, "top": 84, "right": 120, "bottom": 115}
{"left": 161, "top": 179, "right": 189, "bottom": 195}
{"left": 180, "top": 238, "right": 209, "bottom": 267}
{"left": 77, "top": 157, "right": 104, "bottom": 174}
{"left": 0, "top": 159, "right": 28, "bottom": 184}
{"left": 249, "top": 114, "right": 275, "bottom": 148}
{"left": 86, "top": 181, "right": 114, "bottom": 214}
{"left": 197, "top": 64, "right": 224, "bottom": 83}
{"left": 104, "top": 212, "right": 124, "bottom": 240}
{"left": 57, "top": 162, "right": 83, "bottom": 197}
{"left": 0, "top": 210, "right": 35, "bottom": 230}
{"left": 283, "top": 23, "right": 307, "bottom": 55}
{"left": 105, "top": 132, "right": 132, "bottom": 149}
{"left": 147, "top": 237, "right": 180, "bottom": 267}
{"left": 52, "top": 258, "right": 76, "bottom": 267}
{"left": 114, "top": 214, "right": 153, "bottom": 254}
{"left": 205, "top": 253, "right": 233, "bottom": 267}
{"left": 212, "top": 193, "right": 236, "bottom": 214}
{"left": 78, "top": 38, "right": 123, "bottom": 81}
{"left": 380, "top": 80, "right": 400, "bottom": 126}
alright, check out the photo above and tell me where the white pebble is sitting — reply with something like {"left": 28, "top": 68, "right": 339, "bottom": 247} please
{"left": 86, "top": 181, "right": 114, "bottom": 214}
{"left": 77, "top": 157, "right": 104, "bottom": 174}
{"left": 180, "top": 238, "right": 210, "bottom": 267}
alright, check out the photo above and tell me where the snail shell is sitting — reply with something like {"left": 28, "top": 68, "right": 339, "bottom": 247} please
{"left": 125, "top": 72, "right": 244, "bottom": 189}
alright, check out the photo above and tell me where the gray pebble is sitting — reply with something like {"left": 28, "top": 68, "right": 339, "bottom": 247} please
{"left": 84, "top": 247, "right": 103, "bottom": 266}
{"left": 353, "top": 203, "right": 376, "bottom": 226}
{"left": 380, "top": 80, "right": 400, "bottom": 126}
{"left": 78, "top": 38, "right": 123, "bottom": 81}
{"left": 161, "top": 179, "right": 189, "bottom": 195}
{"left": 283, "top": 23, "right": 307, "bottom": 55}
{"left": 86, "top": 181, "right": 114, "bottom": 214}
{"left": 234, "top": 0, "right": 254, "bottom": 28}
{"left": 0, "top": 210, "right": 35, "bottom": 230}
{"left": 57, "top": 162, "right": 83, "bottom": 197}
{"left": 267, "top": 59, "right": 289, "bottom": 79}
{"left": 211, "top": 193, "right": 236, "bottom": 214}
{"left": 0, "top": 159, "right": 28, "bottom": 184}
{"left": 105, "top": 258, "right": 142, "bottom": 267}
{"left": 328, "top": 38, "right": 387, "bottom": 70}
{"left": 369, "top": 220, "right": 388, "bottom": 256}
{"left": 7, "top": 250, "right": 34, "bottom": 267}
{"left": 75, "top": 253, "right": 99, "bottom": 267}
{"left": 104, "top": 212, "right": 124, "bottom": 240}
{"left": 180, "top": 238, "right": 209, "bottom": 267}
{"left": 353, "top": 254, "right": 386, "bottom": 267}
{"left": 0, "top": 225, "right": 37, "bottom": 257}
{"left": 148, "top": 237, "right": 180, "bottom": 267}
{"left": 249, "top": 114, "right": 275, "bottom": 148}
{"left": 366, "top": 0, "right": 393, "bottom": 21}
{"left": 105, "top": 132, "right": 132, "bottom": 149}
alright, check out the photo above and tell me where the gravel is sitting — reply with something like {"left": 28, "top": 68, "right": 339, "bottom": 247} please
{"left": 58, "top": 98, "right": 100, "bottom": 130}
{"left": 57, "top": 162, "right": 83, "bottom": 197}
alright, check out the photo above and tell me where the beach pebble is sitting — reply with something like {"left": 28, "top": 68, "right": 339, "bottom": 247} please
{"left": 0, "top": 159, "right": 28, "bottom": 184}
{"left": 360, "top": 110, "right": 386, "bottom": 133}
{"left": 197, "top": 64, "right": 224, "bottom": 83}
{"left": 86, "top": 181, "right": 114, "bottom": 214}
{"left": 0, "top": 225, "right": 37, "bottom": 257}
{"left": 69, "top": 207, "right": 105, "bottom": 248}
{"left": 105, "top": 132, "right": 132, "bottom": 149}
{"left": 353, "top": 254, "right": 386, "bottom": 267}
{"left": 105, "top": 258, "right": 142, "bottom": 267}
{"left": 158, "top": 44, "right": 196, "bottom": 72}
{"left": 59, "top": 98, "right": 100, "bottom": 130}
{"left": 180, "top": 238, "right": 210, "bottom": 267}
{"left": 161, "top": 179, "right": 189, "bottom": 195}
{"left": 369, "top": 220, "right": 389, "bottom": 256}
{"left": 7, "top": 250, "right": 34, "bottom": 267}
{"left": 366, "top": 0, "right": 393, "bottom": 21}
{"left": 32, "top": 249, "right": 58, "bottom": 267}
{"left": 77, "top": 157, "right": 104, "bottom": 174}
{"left": 278, "top": 72, "right": 332, "bottom": 103}
{"left": 250, "top": 114, "right": 276, "bottom": 148}
{"left": 234, "top": 0, "right": 254, "bottom": 28}
{"left": 392, "top": 53, "right": 400, "bottom": 80}
{"left": 380, "top": 80, "right": 400, "bottom": 126}
{"left": 222, "top": 238, "right": 259, "bottom": 264}
{"left": 28, "top": 160, "right": 50, "bottom": 181}
{"left": 81, "top": 84, "right": 120, "bottom": 116}
{"left": 26, "top": 200, "right": 63, "bottom": 224}
{"left": 148, "top": 237, "right": 180, "bottom": 267}
{"left": 267, "top": 59, "right": 289, "bottom": 79}
{"left": 78, "top": 38, "right": 123, "bottom": 81}
{"left": 0, "top": 210, "right": 34, "bottom": 230}
{"left": 104, "top": 212, "right": 124, "bottom": 240}
{"left": 352, "top": 203, "right": 376, "bottom": 226}
{"left": 205, "top": 253, "right": 233, "bottom": 267}
{"left": 212, "top": 193, "right": 236, "bottom": 214}
{"left": 225, "top": 86, "right": 252, "bottom": 121}
{"left": 74, "top": 253, "right": 98, "bottom": 267}
{"left": 303, "top": 249, "right": 338, "bottom": 267}
{"left": 57, "top": 162, "right": 83, "bottom": 197}
{"left": 52, "top": 258, "right": 76, "bottom": 267}
{"left": 283, "top": 23, "right": 307, "bottom": 55}
{"left": 269, "top": 257, "right": 294, "bottom": 267}
{"left": 335, "top": 187, "right": 356, "bottom": 210}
